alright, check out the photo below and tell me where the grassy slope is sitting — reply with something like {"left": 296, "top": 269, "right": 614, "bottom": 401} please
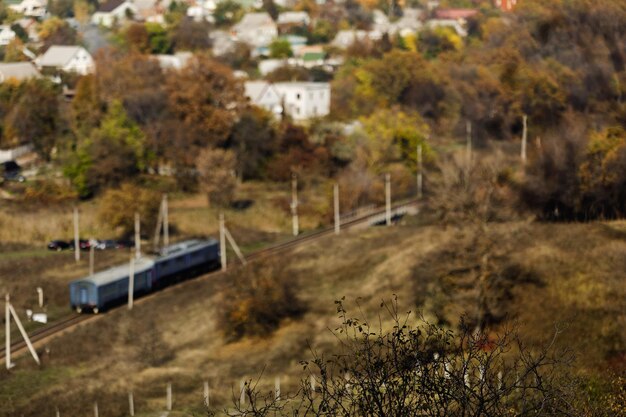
{"left": 0, "top": 219, "right": 625, "bottom": 416}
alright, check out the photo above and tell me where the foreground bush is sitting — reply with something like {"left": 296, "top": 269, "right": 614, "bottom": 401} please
{"left": 229, "top": 298, "right": 586, "bottom": 416}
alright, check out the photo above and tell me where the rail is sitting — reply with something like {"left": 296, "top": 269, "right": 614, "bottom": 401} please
{"left": 0, "top": 198, "right": 418, "bottom": 362}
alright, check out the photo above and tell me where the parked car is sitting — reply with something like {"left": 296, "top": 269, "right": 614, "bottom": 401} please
{"left": 0, "top": 160, "right": 25, "bottom": 182}
{"left": 116, "top": 239, "right": 135, "bottom": 249}
{"left": 47, "top": 240, "right": 72, "bottom": 251}
{"left": 96, "top": 240, "right": 118, "bottom": 250}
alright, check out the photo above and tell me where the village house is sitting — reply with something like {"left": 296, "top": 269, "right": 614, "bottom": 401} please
{"left": 0, "top": 62, "right": 40, "bottom": 83}
{"left": 231, "top": 12, "right": 278, "bottom": 48}
{"left": 7, "top": 0, "right": 46, "bottom": 18}
{"left": 0, "top": 26, "right": 16, "bottom": 46}
{"left": 244, "top": 81, "right": 331, "bottom": 120}
{"left": 494, "top": 0, "right": 518, "bottom": 11}
{"left": 331, "top": 30, "right": 381, "bottom": 49}
{"left": 153, "top": 51, "right": 193, "bottom": 70}
{"left": 277, "top": 11, "right": 310, "bottom": 28}
{"left": 91, "top": 0, "right": 138, "bottom": 27}
{"left": 36, "top": 46, "right": 95, "bottom": 76}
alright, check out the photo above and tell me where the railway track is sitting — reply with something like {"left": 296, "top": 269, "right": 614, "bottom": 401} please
{"left": 0, "top": 199, "right": 418, "bottom": 363}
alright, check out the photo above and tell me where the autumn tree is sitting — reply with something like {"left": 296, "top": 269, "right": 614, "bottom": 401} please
{"left": 165, "top": 54, "right": 244, "bottom": 184}
{"left": 64, "top": 101, "right": 147, "bottom": 196}
{"left": 97, "top": 182, "right": 161, "bottom": 237}
{"left": 38, "top": 17, "right": 78, "bottom": 50}
{"left": 196, "top": 147, "right": 237, "bottom": 207}
{"left": 4, "top": 79, "right": 60, "bottom": 160}
{"left": 224, "top": 106, "right": 278, "bottom": 180}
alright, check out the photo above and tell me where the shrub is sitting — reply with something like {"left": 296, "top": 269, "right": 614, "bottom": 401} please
{"left": 229, "top": 298, "right": 582, "bottom": 417}
{"left": 217, "top": 259, "right": 307, "bottom": 341}
{"left": 97, "top": 183, "right": 161, "bottom": 238}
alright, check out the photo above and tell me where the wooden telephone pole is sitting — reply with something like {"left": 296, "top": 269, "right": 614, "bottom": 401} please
{"left": 291, "top": 174, "right": 299, "bottom": 236}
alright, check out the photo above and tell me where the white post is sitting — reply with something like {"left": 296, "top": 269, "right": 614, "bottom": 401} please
{"left": 240, "top": 380, "right": 246, "bottom": 406}
{"left": 166, "top": 382, "right": 172, "bottom": 411}
{"left": 466, "top": 121, "right": 472, "bottom": 175}
{"left": 89, "top": 240, "right": 95, "bottom": 277}
{"left": 163, "top": 194, "right": 169, "bottom": 248}
{"left": 73, "top": 207, "right": 80, "bottom": 263}
{"left": 334, "top": 183, "right": 340, "bottom": 235}
{"left": 417, "top": 143, "right": 423, "bottom": 199}
{"left": 219, "top": 212, "right": 226, "bottom": 271}
{"left": 55, "top": 407, "right": 60, "bottom": 417}
{"left": 129, "top": 392, "right": 134, "bottom": 416}
{"left": 93, "top": 402, "right": 98, "bottom": 417}
{"left": 385, "top": 173, "right": 391, "bottom": 226}
{"left": 8, "top": 303, "right": 40, "bottom": 365}
{"left": 36, "top": 287, "right": 43, "bottom": 308}
{"left": 224, "top": 227, "right": 247, "bottom": 265}
{"left": 521, "top": 114, "right": 528, "bottom": 165}
{"left": 310, "top": 375, "right": 316, "bottom": 393}
{"left": 203, "top": 381, "right": 210, "bottom": 407}
{"left": 128, "top": 258, "right": 135, "bottom": 310}
{"left": 5, "top": 294, "right": 11, "bottom": 370}
{"left": 274, "top": 376, "right": 280, "bottom": 401}
{"left": 291, "top": 174, "right": 299, "bottom": 236}
{"left": 135, "top": 212, "right": 141, "bottom": 259}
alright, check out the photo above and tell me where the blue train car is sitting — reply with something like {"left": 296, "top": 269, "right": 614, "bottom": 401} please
{"left": 69, "top": 258, "right": 156, "bottom": 313}
{"left": 153, "top": 239, "right": 220, "bottom": 288}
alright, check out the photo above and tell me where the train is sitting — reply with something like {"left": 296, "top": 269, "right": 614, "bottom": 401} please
{"left": 69, "top": 239, "right": 220, "bottom": 314}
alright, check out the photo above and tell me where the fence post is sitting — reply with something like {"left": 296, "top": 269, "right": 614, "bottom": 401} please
{"left": 203, "top": 381, "right": 210, "bottom": 407}
{"left": 36, "top": 287, "right": 43, "bottom": 308}
{"left": 274, "top": 376, "right": 280, "bottom": 401}
{"left": 166, "top": 382, "right": 172, "bottom": 411}
{"left": 417, "top": 143, "right": 423, "bottom": 199}
{"left": 93, "top": 402, "right": 98, "bottom": 417}
{"left": 128, "top": 392, "right": 134, "bottom": 416}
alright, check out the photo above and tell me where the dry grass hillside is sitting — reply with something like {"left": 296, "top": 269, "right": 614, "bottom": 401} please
{"left": 0, "top": 218, "right": 625, "bottom": 415}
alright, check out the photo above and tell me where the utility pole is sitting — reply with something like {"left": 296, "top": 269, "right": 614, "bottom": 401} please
{"left": 219, "top": 212, "right": 226, "bottom": 271}
{"left": 153, "top": 197, "right": 164, "bottom": 250}
{"left": 5, "top": 294, "right": 40, "bottom": 367}
{"left": 89, "top": 239, "right": 95, "bottom": 277}
{"left": 521, "top": 114, "right": 528, "bottom": 165}
{"left": 334, "top": 183, "right": 340, "bottom": 235}
{"left": 163, "top": 194, "right": 169, "bottom": 248}
{"left": 134, "top": 212, "right": 141, "bottom": 259}
{"left": 5, "top": 294, "right": 11, "bottom": 370}
{"left": 291, "top": 174, "right": 299, "bottom": 236}
{"left": 224, "top": 227, "right": 246, "bottom": 265}
{"left": 93, "top": 402, "right": 98, "bottom": 417}
{"left": 417, "top": 143, "right": 423, "bottom": 199}
{"left": 128, "top": 257, "right": 135, "bottom": 310}
{"left": 385, "top": 173, "right": 391, "bottom": 226}
{"left": 73, "top": 206, "right": 80, "bottom": 263}
{"left": 466, "top": 121, "right": 472, "bottom": 176}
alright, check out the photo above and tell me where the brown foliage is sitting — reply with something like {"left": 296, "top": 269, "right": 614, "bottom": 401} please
{"left": 195, "top": 147, "right": 237, "bottom": 207}
{"left": 217, "top": 259, "right": 307, "bottom": 341}
{"left": 97, "top": 183, "right": 161, "bottom": 238}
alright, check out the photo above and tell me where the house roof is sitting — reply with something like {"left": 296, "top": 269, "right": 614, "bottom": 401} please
{"left": 0, "top": 62, "right": 40, "bottom": 83}
{"left": 434, "top": 8, "right": 478, "bottom": 20}
{"left": 233, "top": 12, "right": 275, "bottom": 30}
{"left": 96, "top": 0, "right": 127, "bottom": 13}
{"left": 277, "top": 11, "right": 309, "bottom": 25}
{"left": 244, "top": 80, "right": 272, "bottom": 102}
{"left": 37, "top": 45, "right": 86, "bottom": 67}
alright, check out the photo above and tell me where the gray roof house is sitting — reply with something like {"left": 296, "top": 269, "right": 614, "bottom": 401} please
{"left": 36, "top": 45, "right": 95, "bottom": 75}
{"left": 0, "top": 62, "right": 40, "bottom": 83}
